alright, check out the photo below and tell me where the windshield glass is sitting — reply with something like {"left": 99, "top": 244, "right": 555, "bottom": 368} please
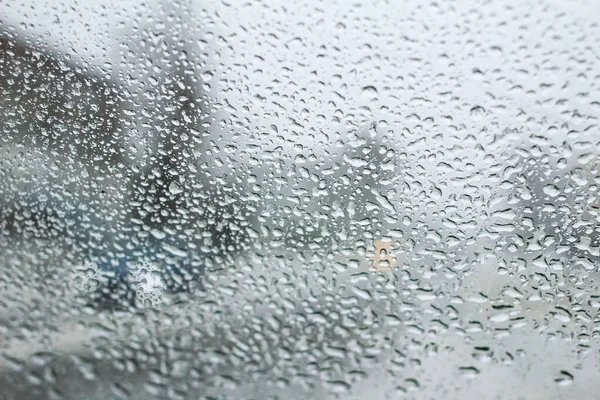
{"left": 1, "top": 0, "right": 600, "bottom": 398}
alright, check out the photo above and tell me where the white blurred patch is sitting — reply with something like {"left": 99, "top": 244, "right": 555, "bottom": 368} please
{"left": 128, "top": 261, "right": 166, "bottom": 308}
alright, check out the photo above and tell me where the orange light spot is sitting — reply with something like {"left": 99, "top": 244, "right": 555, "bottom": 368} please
{"left": 370, "top": 240, "right": 396, "bottom": 271}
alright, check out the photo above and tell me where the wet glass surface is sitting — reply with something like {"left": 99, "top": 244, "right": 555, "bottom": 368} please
{"left": 1, "top": 0, "right": 600, "bottom": 398}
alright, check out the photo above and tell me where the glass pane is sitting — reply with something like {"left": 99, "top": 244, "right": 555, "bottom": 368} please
{"left": 1, "top": 0, "right": 600, "bottom": 398}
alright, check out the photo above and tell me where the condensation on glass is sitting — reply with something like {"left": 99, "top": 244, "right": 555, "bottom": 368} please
{"left": 1, "top": 0, "right": 600, "bottom": 399}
